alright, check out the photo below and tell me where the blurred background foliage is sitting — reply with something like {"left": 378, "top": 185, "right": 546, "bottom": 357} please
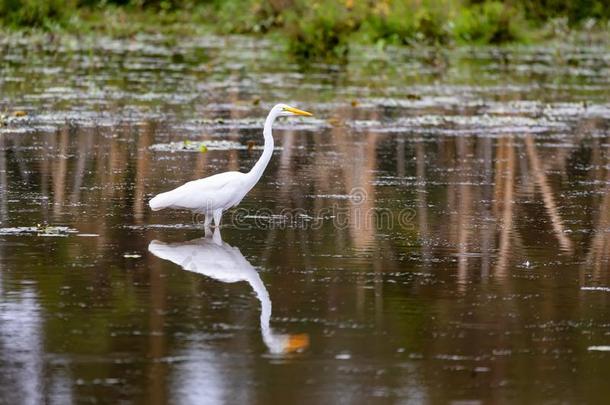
{"left": 1, "top": 0, "right": 609, "bottom": 56}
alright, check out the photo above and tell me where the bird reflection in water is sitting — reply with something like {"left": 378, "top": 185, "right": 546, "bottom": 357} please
{"left": 148, "top": 230, "right": 309, "bottom": 354}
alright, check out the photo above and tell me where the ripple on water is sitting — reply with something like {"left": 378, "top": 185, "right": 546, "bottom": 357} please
{"left": 149, "top": 140, "right": 283, "bottom": 152}
{"left": 0, "top": 226, "right": 78, "bottom": 237}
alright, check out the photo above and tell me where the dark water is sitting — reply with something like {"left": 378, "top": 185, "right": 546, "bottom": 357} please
{"left": 1, "top": 33, "right": 609, "bottom": 404}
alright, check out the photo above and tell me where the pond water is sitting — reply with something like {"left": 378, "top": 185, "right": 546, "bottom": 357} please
{"left": 0, "top": 33, "right": 609, "bottom": 403}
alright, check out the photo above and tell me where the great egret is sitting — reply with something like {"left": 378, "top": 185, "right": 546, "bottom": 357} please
{"left": 148, "top": 230, "right": 309, "bottom": 354}
{"left": 149, "top": 104, "right": 313, "bottom": 226}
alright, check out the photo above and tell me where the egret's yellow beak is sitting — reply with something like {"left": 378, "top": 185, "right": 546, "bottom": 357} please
{"left": 283, "top": 333, "right": 310, "bottom": 353}
{"left": 283, "top": 106, "right": 313, "bottom": 116}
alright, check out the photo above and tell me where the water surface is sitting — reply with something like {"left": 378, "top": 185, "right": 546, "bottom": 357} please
{"left": 0, "top": 34, "right": 609, "bottom": 404}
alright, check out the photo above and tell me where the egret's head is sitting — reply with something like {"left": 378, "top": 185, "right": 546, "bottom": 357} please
{"left": 274, "top": 103, "right": 313, "bottom": 118}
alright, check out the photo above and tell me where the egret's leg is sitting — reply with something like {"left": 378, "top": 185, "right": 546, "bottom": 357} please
{"left": 201, "top": 213, "right": 211, "bottom": 238}
{"left": 213, "top": 209, "right": 223, "bottom": 228}
{"left": 212, "top": 227, "right": 222, "bottom": 245}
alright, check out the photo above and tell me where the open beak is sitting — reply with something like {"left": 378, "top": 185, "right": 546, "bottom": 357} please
{"left": 284, "top": 106, "right": 313, "bottom": 117}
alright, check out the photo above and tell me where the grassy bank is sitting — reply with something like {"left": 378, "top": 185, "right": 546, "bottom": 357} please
{"left": 1, "top": 0, "right": 609, "bottom": 57}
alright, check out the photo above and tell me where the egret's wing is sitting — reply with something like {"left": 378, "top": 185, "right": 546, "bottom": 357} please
{"left": 148, "top": 240, "right": 204, "bottom": 269}
{"left": 149, "top": 171, "right": 244, "bottom": 211}
{"left": 148, "top": 239, "right": 251, "bottom": 282}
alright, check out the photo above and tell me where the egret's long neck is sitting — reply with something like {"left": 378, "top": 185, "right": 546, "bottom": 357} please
{"left": 245, "top": 272, "right": 283, "bottom": 353}
{"left": 247, "top": 111, "right": 276, "bottom": 187}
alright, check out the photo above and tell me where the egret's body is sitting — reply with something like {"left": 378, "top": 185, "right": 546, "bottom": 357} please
{"left": 148, "top": 231, "right": 309, "bottom": 354}
{"left": 149, "top": 104, "right": 312, "bottom": 226}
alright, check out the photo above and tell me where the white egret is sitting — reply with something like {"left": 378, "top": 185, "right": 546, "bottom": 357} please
{"left": 149, "top": 104, "right": 313, "bottom": 226}
{"left": 148, "top": 230, "right": 309, "bottom": 354}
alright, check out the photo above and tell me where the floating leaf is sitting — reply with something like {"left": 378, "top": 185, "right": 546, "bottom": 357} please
{"left": 327, "top": 116, "right": 344, "bottom": 127}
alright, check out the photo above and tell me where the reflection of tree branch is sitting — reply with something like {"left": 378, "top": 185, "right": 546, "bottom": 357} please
{"left": 415, "top": 141, "right": 431, "bottom": 265}
{"left": 227, "top": 92, "right": 241, "bottom": 173}
{"left": 0, "top": 135, "right": 6, "bottom": 223}
{"left": 587, "top": 188, "right": 610, "bottom": 276}
{"left": 494, "top": 136, "right": 515, "bottom": 277}
{"left": 40, "top": 134, "right": 51, "bottom": 209}
{"left": 70, "top": 129, "right": 93, "bottom": 206}
{"left": 262, "top": 129, "right": 296, "bottom": 264}
{"left": 52, "top": 128, "right": 69, "bottom": 217}
{"left": 585, "top": 139, "right": 610, "bottom": 276}
{"left": 524, "top": 135, "right": 574, "bottom": 253}
{"left": 334, "top": 106, "right": 378, "bottom": 251}
{"left": 456, "top": 137, "right": 472, "bottom": 288}
{"left": 348, "top": 130, "right": 378, "bottom": 250}
{"left": 11, "top": 136, "right": 30, "bottom": 184}
{"left": 479, "top": 137, "right": 494, "bottom": 279}
{"left": 134, "top": 123, "right": 153, "bottom": 223}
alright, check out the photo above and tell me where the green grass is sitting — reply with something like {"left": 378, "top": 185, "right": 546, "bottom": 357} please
{"left": 453, "top": 1, "right": 528, "bottom": 44}
{"left": 0, "top": 0, "right": 609, "bottom": 58}
{"left": 0, "top": 0, "right": 76, "bottom": 29}
{"left": 211, "top": 0, "right": 609, "bottom": 58}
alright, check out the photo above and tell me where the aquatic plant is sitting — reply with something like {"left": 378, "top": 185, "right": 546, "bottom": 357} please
{"left": 214, "top": 0, "right": 280, "bottom": 34}
{"left": 212, "top": 0, "right": 532, "bottom": 57}
{"left": 283, "top": 0, "right": 362, "bottom": 58}
{"left": 0, "top": 0, "right": 75, "bottom": 28}
{"left": 453, "top": 1, "right": 528, "bottom": 44}
{"left": 357, "top": 0, "right": 451, "bottom": 46}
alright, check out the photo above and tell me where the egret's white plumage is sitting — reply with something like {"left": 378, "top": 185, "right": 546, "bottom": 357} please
{"left": 149, "top": 104, "right": 312, "bottom": 226}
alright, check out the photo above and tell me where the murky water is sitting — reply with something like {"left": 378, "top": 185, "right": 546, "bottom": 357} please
{"left": 1, "top": 33, "right": 609, "bottom": 403}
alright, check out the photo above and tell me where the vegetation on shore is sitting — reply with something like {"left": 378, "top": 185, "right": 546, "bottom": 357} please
{"left": 1, "top": 0, "right": 609, "bottom": 58}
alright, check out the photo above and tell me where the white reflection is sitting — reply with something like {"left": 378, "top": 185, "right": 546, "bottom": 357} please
{"left": 0, "top": 284, "right": 43, "bottom": 404}
{"left": 148, "top": 230, "right": 308, "bottom": 354}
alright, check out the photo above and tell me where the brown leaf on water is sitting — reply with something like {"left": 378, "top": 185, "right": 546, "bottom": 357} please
{"left": 13, "top": 110, "right": 28, "bottom": 117}
{"left": 327, "top": 116, "right": 344, "bottom": 127}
